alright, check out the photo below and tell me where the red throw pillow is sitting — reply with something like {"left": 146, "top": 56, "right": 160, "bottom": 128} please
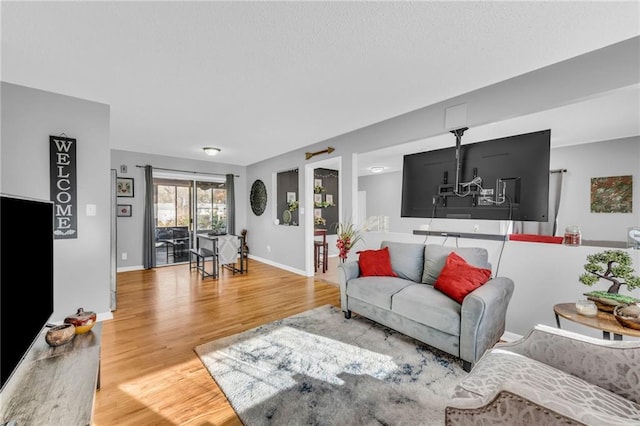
{"left": 434, "top": 252, "right": 491, "bottom": 303}
{"left": 358, "top": 247, "right": 398, "bottom": 277}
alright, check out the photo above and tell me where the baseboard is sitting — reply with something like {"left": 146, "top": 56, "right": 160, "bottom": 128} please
{"left": 247, "top": 254, "right": 307, "bottom": 276}
{"left": 117, "top": 265, "right": 144, "bottom": 272}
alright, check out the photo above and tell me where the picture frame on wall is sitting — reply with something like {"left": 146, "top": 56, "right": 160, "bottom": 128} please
{"left": 325, "top": 194, "right": 333, "bottom": 205}
{"left": 286, "top": 192, "right": 297, "bottom": 203}
{"left": 116, "top": 177, "right": 134, "bottom": 197}
{"left": 314, "top": 193, "right": 323, "bottom": 204}
{"left": 117, "top": 204, "right": 132, "bottom": 217}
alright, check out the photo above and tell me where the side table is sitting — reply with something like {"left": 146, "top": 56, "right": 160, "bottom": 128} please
{"left": 553, "top": 302, "right": 640, "bottom": 340}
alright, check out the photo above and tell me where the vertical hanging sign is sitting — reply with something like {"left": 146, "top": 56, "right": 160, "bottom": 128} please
{"left": 50, "top": 135, "right": 78, "bottom": 239}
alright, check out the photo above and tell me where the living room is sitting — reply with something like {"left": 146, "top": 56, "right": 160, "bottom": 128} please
{"left": 1, "top": 2, "right": 639, "bottom": 425}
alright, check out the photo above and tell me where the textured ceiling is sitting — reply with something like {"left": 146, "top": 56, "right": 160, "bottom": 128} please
{"left": 2, "top": 1, "right": 639, "bottom": 167}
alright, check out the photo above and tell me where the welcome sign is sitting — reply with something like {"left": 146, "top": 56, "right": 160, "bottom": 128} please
{"left": 50, "top": 135, "right": 78, "bottom": 239}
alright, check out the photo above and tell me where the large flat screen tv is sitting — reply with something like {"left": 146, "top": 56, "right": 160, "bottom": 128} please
{"left": 0, "top": 194, "right": 54, "bottom": 391}
{"left": 401, "top": 129, "right": 550, "bottom": 221}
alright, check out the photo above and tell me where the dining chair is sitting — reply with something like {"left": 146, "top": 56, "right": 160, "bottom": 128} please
{"left": 314, "top": 229, "right": 328, "bottom": 273}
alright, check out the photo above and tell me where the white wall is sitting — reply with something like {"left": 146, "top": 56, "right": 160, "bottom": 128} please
{"left": 552, "top": 136, "right": 639, "bottom": 241}
{"left": 110, "top": 150, "right": 247, "bottom": 270}
{"left": 1, "top": 82, "right": 111, "bottom": 321}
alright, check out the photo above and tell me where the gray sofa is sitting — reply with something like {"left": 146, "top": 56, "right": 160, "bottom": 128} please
{"left": 337, "top": 241, "right": 514, "bottom": 371}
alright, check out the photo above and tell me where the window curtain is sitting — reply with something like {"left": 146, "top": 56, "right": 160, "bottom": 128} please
{"left": 513, "top": 169, "right": 566, "bottom": 235}
{"left": 226, "top": 173, "right": 236, "bottom": 235}
{"left": 143, "top": 165, "right": 156, "bottom": 269}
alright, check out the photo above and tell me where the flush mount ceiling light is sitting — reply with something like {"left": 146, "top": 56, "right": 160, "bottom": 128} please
{"left": 203, "top": 147, "right": 221, "bottom": 156}
{"left": 368, "top": 166, "right": 386, "bottom": 173}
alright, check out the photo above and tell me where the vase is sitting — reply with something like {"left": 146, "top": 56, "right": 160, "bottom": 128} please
{"left": 45, "top": 323, "right": 76, "bottom": 347}
{"left": 64, "top": 307, "right": 97, "bottom": 334}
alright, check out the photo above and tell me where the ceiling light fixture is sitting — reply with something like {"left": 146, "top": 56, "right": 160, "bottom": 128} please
{"left": 203, "top": 147, "right": 221, "bottom": 156}
{"left": 368, "top": 166, "right": 385, "bottom": 173}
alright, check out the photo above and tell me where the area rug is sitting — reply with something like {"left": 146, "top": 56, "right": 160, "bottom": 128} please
{"left": 195, "top": 305, "right": 466, "bottom": 425}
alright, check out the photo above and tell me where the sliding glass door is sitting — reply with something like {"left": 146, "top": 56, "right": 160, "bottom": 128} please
{"left": 153, "top": 173, "right": 227, "bottom": 266}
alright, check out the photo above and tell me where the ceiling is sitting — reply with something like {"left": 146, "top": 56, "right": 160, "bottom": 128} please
{"left": 2, "top": 2, "right": 639, "bottom": 168}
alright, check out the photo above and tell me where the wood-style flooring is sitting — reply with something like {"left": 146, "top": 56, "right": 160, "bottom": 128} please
{"left": 93, "top": 258, "right": 340, "bottom": 425}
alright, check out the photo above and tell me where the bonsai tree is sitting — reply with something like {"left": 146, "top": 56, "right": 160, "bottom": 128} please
{"left": 580, "top": 249, "right": 640, "bottom": 304}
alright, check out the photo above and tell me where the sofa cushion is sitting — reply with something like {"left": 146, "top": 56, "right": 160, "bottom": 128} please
{"left": 392, "top": 284, "right": 462, "bottom": 336}
{"left": 452, "top": 348, "right": 640, "bottom": 426}
{"left": 357, "top": 247, "right": 397, "bottom": 277}
{"left": 381, "top": 241, "right": 425, "bottom": 282}
{"left": 422, "top": 245, "right": 490, "bottom": 285}
{"left": 434, "top": 252, "right": 492, "bottom": 303}
{"left": 347, "top": 276, "right": 414, "bottom": 310}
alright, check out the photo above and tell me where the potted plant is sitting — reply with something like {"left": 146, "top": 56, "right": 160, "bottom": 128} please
{"left": 579, "top": 249, "right": 640, "bottom": 312}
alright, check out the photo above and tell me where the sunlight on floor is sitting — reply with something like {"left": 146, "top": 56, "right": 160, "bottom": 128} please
{"left": 196, "top": 326, "right": 398, "bottom": 410}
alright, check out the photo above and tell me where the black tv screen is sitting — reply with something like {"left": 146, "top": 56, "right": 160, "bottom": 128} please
{"left": 401, "top": 129, "right": 550, "bottom": 221}
{"left": 0, "top": 194, "right": 54, "bottom": 391}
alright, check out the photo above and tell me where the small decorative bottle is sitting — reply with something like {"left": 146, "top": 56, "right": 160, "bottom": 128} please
{"left": 564, "top": 226, "right": 581, "bottom": 246}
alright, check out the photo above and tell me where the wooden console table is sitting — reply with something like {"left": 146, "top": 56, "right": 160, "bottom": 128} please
{"left": 554, "top": 303, "right": 640, "bottom": 340}
{"left": 0, "top": 323, "right": 102, "bottom": 425}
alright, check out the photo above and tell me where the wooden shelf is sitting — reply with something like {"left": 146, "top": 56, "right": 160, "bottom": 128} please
{"left": 1, "top": 323, "right": 102, "bottom": 425}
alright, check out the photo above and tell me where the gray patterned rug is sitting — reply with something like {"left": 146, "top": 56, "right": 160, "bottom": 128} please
{"left": 195, "top": 305, "right": 466, "bottom": 425}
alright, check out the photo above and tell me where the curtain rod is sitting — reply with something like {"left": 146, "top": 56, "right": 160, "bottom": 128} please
{"left": 550, "top": 169, "right": 567, "bottom": 174}
{"left": 136, "top": 165, "right": 239, "bottom": 178}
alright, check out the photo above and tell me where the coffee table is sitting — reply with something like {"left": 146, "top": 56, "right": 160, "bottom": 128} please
{"left": 554, "top": 302, "right": 640, "bottom": 340}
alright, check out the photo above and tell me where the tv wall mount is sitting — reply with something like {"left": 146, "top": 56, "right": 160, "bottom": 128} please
{"left": 437, "top": 127, "right": 518, "bottom": 208}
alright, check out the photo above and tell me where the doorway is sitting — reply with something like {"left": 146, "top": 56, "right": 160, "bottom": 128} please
{"left": 305, "top": 156, "right": 342, "bottom": 283}
{"left": 153, "top": 172, "right": 228, "bottom": 266}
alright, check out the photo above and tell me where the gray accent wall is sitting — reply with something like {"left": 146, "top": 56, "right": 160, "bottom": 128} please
{"left": 1, "top": 82, "right": 111, "bottom": 322}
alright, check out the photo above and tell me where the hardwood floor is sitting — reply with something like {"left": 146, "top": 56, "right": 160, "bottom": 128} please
{"left": 93, "top": 258, "right": 340, "bottom": 425}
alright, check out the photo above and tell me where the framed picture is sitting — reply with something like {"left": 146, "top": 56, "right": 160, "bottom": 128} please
{"left": 325, "top": 194, "right": 333, "bottom": 205}
{"left": 116, "top": 177, "right": 134, "bottom": 197}
{"left": 314, "top": 193, "right": 323, "bottom": 204}
{"left": 117, "top": 204, "right": 132, "bottom": 217}
{"left": 286, "top": 192, "right": 297, "bottom": 203}
{"left": 314, "top": 179, "right": 322, "bottom": 187}
{"left": 314, "top": 208, "right": 322, "bottom": 218}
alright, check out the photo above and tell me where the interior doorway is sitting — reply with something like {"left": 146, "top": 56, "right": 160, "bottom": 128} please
{"left": 304, "top": 156, "right": 341, "bottom": 283}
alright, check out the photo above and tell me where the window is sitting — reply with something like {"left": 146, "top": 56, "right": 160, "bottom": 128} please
{"left": 155, "top": 179, "right": 193, "bottom": 227}
{"left": 196, "top": 181, "right": 227, "bottom": 234}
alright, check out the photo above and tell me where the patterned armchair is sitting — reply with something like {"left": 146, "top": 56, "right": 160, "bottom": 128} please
{"left": 445, "top": 324, "right": 640, "bottom": 425}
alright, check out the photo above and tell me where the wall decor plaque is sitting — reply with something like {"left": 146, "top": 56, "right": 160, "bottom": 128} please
{"left": 50, "top": 135, "right": 78, "bottom": 239}
{"left": 250, "top": 179, "right": 267, "bottom": 216}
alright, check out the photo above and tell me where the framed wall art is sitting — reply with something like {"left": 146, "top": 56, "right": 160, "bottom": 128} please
{"left": 116, "top": 177, "right": 134, "bottom": 197}
{"left": 117, "top": 204, "right": 132, "bottom": 217}
{"left": 590, "top": 175, "right": 632, "bottom": 213}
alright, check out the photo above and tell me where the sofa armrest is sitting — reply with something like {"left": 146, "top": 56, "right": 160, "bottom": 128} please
{"left": 337, "top": 261, "right": 360, "bottom": 313}
{"left": 496, "top": 324, "right": 640, "bottom": 404}
{"left": 459, "top": 276, "right": 514, "bottom": 365}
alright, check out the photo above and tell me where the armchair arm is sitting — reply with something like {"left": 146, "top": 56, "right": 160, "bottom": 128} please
{"left": 459, "top": 276, "right": 514, "bottom": 366}
{"left": 497, "top": 324, "right": 640, "bottom": 404}
{"left": 337, "top": 261, "right": 360, "bottom": 313}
